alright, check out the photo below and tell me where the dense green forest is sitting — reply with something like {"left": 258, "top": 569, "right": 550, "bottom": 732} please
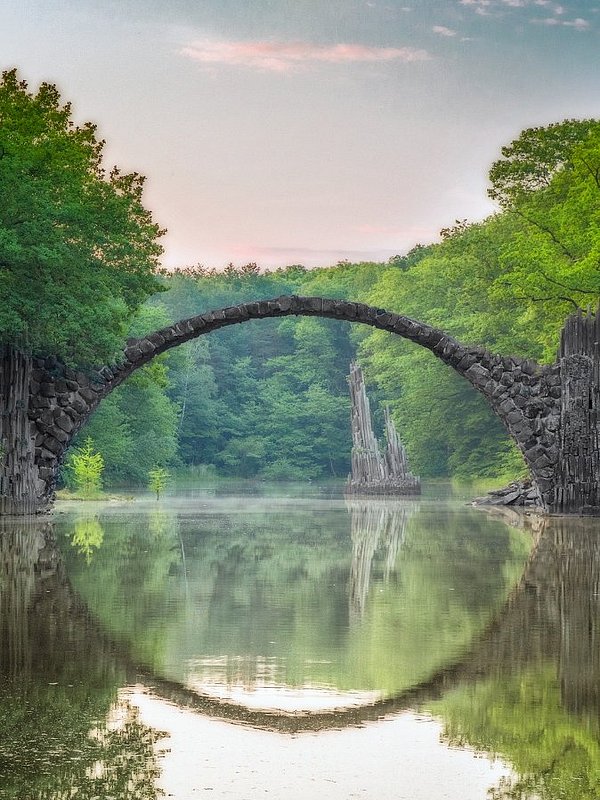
{"left": 69, "top": 118, "right": 600, "bottom": 487}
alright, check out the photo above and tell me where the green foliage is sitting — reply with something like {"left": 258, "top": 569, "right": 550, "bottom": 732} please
{"left": 356, "top": 117, "right": 600, "bottom": 478}
{"left": 65, "top": 438, "right": 104, "bottom": 498}
{"left": 70, "top": 516, "right": 104, "bottom": 564}
{"left": 432, "top": 668, "right": 600, "bottom": 800}
{"left": 148, "top": 467, "right": 170, "bottom": 500}
{"left": 57, "top": 115, "right": 600, "bottom": 486}
{"left": 487, "top": 119, "right": 600, "bottom": 356}
{"left": 0, "top": 69, "right": 164, "bottom": 362}
{"left": 0, "top": 682, "right": 164, "bottom": 800}
{"left": 488, "top": 119, "right": 600, "bottom": 207}
{"left": 69, "top": 303, "right": 180, "bottom": 486}
{"left": 150, "top": 264, "right": 359, "bottom": 481}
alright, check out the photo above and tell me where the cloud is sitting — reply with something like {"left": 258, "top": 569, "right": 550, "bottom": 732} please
{"left": 180, "top": 40, "right": 430, "bottom": 72}
{"left": 533, "top": 0, "right": 565, "bottom": 11}
{"left": 460, "top": 0, "right": 590, "bottom": 26}
{"left": 432, "top": 25, "right": 458, "bottom": 36}
{"left": 563, "top": 17, "right": 590, "bottom": 28}
{"left": 531, "top": 14, "right": 590, "bottom": 28}
{"left": 459, "top": 0, "right": 494, "bottom": 16}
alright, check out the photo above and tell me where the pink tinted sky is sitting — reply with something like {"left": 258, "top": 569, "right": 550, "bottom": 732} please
{"left": 2, "top": 0, "right": 599, "bottom": 269}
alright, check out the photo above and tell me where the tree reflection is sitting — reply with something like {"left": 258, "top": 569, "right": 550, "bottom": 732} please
{"left": 70, "top": 515, "right": 104, "bottom": 564}
{"left": 432, "top": 516, "right": 600, "bottom": 800}
{"left": 59, "top": 501, "right": 530, "bottom": 705}
{"left": 0, "top": 518, "right": 164, "bottom": 800}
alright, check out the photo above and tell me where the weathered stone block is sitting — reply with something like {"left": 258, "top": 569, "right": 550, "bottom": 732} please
{"left": 53, "top": 428, "right": 69, "bottom": 444}
{"left": 30, "top": 395, "right": 51, "bottom": 410}
{"left": 160, "top": 326, "right": 178, "bottom": 341}
{"left": 37, "top": 447, "right": 56, "bottom": 463}
{"left": 71, "top": 396, "right": 88, "bottom": 414}
{"left": 43, "top": 437, "right": 62, "bottom": 455}
{"left": 275, "top": 296, "right": 295, "bottom": 313}
{"left": 79, "top": 387, "right": 97, "bottom": 403}
{"left": 499, "top": 398, "right": 516, "bottom": 414}
{"left": 534, "top": 452, "right": 552, "bottom": 469}
{"left": 124, "top": 345, "right": 142, "bottom": 362}
{"left": 54, "top": 410, "right": 74, "bottom": 433}
{"left": 223, "top": 306, "right": 243, "bottom": 320}
{"left": 374, "top": 311, "right": 393, "bottom": 327}
{"left": 506, "top": 409, "right": 523, "bottom": 425}
{"left": 40, "top": 383, "right": 56, "bottom": 398}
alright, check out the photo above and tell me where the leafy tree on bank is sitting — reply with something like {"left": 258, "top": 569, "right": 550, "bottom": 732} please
{"left": 0, "top": 68, "right": 164, "bottom": 363}
{"left": 357, "top": 119, "right": 600, "bottom": 478}
{"left": 64, "top": 437, "right": 105, "bottom": 497}
{"left": 148, "top": 467, "right": 170, "bottom": 500}
{"left": 44, "top": 110, "right": 598, "bottom": 487}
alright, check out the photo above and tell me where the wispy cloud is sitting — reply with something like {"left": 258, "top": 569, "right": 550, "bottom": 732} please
{"left": 180, "top": 40, "right": 430, "bottom": 73}
{"left": 532, "top": 15, "right": 590, "bottom": 28}
{"left": 460, "top": 0, "right": 590, "bottom": 27}
{"left": 433, "top": 25, "right": 458, "bottom": 36}
{"left": 459, "top": 0, "right": 493, "bottom": 9}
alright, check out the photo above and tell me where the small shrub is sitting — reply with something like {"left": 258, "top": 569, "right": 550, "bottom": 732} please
{"left": 148, "top": 466, "right": 170, "bottom": 500}
{"left": 66, "top": 438, "right": 105, "bottom": 498}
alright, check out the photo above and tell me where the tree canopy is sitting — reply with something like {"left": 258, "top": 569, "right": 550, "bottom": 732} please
{"left": 0, "top": 69, "right": 164, "bottom": 362}
{"left": 59, "top": 114, "right": 600, "bottom": 486}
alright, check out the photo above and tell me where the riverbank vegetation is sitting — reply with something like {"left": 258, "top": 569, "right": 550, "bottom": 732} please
{"left": 65, "top": 118, "right": 600, "bottom": 487}
{"left": 1, "top": 73, "right": 598, "bottom": 489}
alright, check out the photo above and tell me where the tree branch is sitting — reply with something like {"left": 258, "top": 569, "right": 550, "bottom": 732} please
{"left": 514, "top": 209, "right": 576, "bottom": 262}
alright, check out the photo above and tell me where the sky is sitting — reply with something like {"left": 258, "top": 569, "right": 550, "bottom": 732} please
{"left": 2, "top": 0, "right": 600, "bottom": 269}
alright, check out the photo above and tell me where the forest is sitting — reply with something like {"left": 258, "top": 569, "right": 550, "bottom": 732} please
{"left": 66, "top": 118, "right": 600, "bottom": 488}
{"left": 2, "top": 72, "right": 596, "bottom": 490}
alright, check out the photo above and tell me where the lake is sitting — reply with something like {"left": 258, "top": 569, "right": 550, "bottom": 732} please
{"left": 1, "top": 483, "right": 598, "bottom": 799}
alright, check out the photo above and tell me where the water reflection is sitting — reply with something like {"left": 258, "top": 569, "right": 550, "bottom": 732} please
{"left": 0, "top": 518, "right": 163, "bottom": 800}
{"left": 57, "top": 497, "right": 529, "bottom": 708}
{"left": 347, "top": 498, "right": 417, "bottom": 621}
{"left": 5, "top": 494, "right": 600, "bottom": 799}
{"left": 431, "top": 515, "right": 600, "bottom": 800}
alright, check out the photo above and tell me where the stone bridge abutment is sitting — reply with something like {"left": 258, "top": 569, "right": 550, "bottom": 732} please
{"left": 0, "top": 296, "right": 598, "bottom": 515}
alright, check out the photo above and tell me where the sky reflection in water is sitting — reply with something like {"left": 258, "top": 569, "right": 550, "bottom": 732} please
{"left": 2, "top": 485, "right": 599, "bottom": 798}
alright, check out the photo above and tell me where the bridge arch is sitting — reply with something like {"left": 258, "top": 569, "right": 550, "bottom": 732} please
{"left": 11, "top": 296, "right": 566, "bottom": 514}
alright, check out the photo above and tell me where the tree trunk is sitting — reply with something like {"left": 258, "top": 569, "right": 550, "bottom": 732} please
{"left": 0, "top": 347, "right": 53, "bottom": 515}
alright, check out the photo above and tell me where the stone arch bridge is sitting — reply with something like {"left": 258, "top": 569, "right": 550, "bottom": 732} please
{"left": 1, "top": 296, "right": 598, "bottom": 515}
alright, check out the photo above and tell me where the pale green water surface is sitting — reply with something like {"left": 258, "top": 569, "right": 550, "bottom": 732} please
{"left": 1, "top": 484, "right": 598, "bottom": 799}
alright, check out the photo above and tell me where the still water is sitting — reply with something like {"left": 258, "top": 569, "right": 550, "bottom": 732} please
{"left": 0, "top": 484, "right": 598, "bottom": 799}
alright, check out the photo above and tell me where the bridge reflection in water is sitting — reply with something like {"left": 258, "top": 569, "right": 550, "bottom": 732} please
{"left": 1, "top": 499, "right": 599, "bottom": 798}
